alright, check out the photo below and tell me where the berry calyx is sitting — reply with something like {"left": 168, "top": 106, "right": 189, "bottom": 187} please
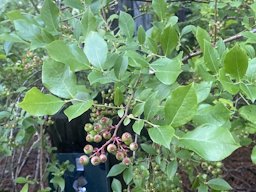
{"left": 91, "top": 156, "right": 101, "bottom": 166}
{"left": 79, "top": 155, "right": 89, "bottom": 165}
{"left": 83, "top": 144, "right": 93, "bottom": 154}
{"left": 107, "top": 144, "right": 117, "bottom": 154}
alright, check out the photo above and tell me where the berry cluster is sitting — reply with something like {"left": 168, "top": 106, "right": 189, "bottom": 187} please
{"left": 79, "top": 116, "right": 138, "bottom": 166}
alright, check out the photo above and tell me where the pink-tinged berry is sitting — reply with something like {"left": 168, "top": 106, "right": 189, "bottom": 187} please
{"left": 84, "top": 123, "right": 93, "bottom": 132}
{"left": 122, "top": 157, "right": 131, "bottom": 166}
{"left": 86, "top": 134, "right": 94, "bottom": 142}
{"left": 107, "top": 144, "right": 117, "bottom": 154}
{"left": 129, "top": 142, "right": 138, "bottom": 151}
{"left": 99, "top": 154, "right": 107, "bottom": 163}
{"left": 100, "top": 117, "right": 111, "bottom": 125}
{"left": 103, "top": 131, "right": 112, "bottom": 140}
{"left": 94, "top": 123, "right": 103, "bottom": 132}
{"left": 91, "top": 156, "right": 101, "bottom": 166}
{"left": 83, "top": 144, "right": 93, "bottom": 154}
{"left": 121, "top": 132, "right": 132, "bottom": 144}
{"left": 79, "top": 155, "right": 89, "bottom": 165}
{"left": 94, "top": 134, "right": 102, "bottom": 143}
{"left": 115, "top": 151, "right": 125, "bottom": 161}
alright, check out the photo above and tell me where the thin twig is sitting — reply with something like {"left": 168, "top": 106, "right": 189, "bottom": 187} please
{"left": 213, "top": 0, "right": 218, "bottom": 45}
{"left": 29, "top": 0, "right": 40, "bottom": 14}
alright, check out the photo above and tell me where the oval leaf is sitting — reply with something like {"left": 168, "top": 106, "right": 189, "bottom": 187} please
{"left": 207, "top": 178, "right": 232, "bottom": 190}
{"left": 107, "top": 163, "right": 127, "bottom": 177}
{"left": 132, "top": 120, "right": 144, "bottom": 135}
{"left": 119, "top": 11, "right": 135, "bottom": 38}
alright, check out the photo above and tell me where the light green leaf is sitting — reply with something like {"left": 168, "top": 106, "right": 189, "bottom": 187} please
{"left": 251, "top": 146, "right": 256, "bottom": 164}
{"left": 245, "top": 58, "right": 256, "bottom": 82}
{"left": 16, "top": 177, "right": 27, "bottom": 184}
{"left": 180, "top": 124, "right": 240, "bottom": 161}
{"left": 123, "top": 117, "right": 131, "bottom": 126}
{"left": 151, "top": 58, "right": 181, "bottom": 85}
{"left": 167, "top": 16, "right": 178, "bottom": 27}
{"left": 239, "top": 105, "right": 256, "bottom": 124}
{"left": 166, "top": 160, "right": 178, "bottom": 180}
{"left": 46, "top": 40, "right": 90, "bottom": 71}
{"left": 119, "top": 11, "right": 135, "bottom": 38}
{"left": 207, "top": 178, "right": 232, "bottom": 190}
{"left": 195, "top": 27, "right": 211, "bottom": 51}
{"left": 137, "top": 25, "right": 146, "bottom": 44}
{"left": 148, "top": 125, "right": 175, "bottom": 149}
{"left": 13, "top": 20, "right": 40, "bottom": 41}
{"left": 224, "top": 44, "right": 248, "bottom": 80}
{"left": 240, "top": 83, "right": 256, "bottom": 102}
{"left": 194, "top": 81, "right": 212, "bottom": 103}
{"left": 152, "top": 0, "right": 167, "bottom": 20}
{"left": 198, "top": 184, "right": 208, "bottom": 192}
{"left": 111, "top": 179, "right": 122, "bottom": 192}
{"left": 40, "top": 0, "right": 59, "bottom": 33}
{"left": 114, "top": 56, "right": 128, "bottom": 80}
{"left": 88, "top": 70, "right": 116, "bottom": 85}
{"left": 165, "top": 84, "right": 197, "bottom": 127}
{"left": 42, "top": 59, "right": 85, "bottom": 99}
{"left": 219, "top": 69, "right": 240, "bottom": 94}
{"left": 64, "top": 100, "right": 93, "bottom": 121}
{"left": 114, "top": 87, "right": 124, "bottom": 106}
{"left": 19, "top": 87, "right": 65, "bottom": 116}
{"left": 160, "top": 26, "right": 179, "bottom": 56}
{"left": 84, "top": 32, "right": 108, "bottom": 68}
{"left": 132, "top": 120, "right": 144, "bottom": 135}
{"left": 132, "top": 103, "right": 145, "bottom": 117}
{"left": 123, "top": 166, "right": 133, "bottom": 185}
{"left": 81, "top": 8, "right": 97, "bottom": 36}
{"left": 20, "top": 183, "right": 29, "bottom": 192}
{"left": 144, "top": 93, "right": 160, "bottom": 120}
{"left": 203, "top": 40, "right": 220, "bottom": 73}
{"left": 63, "top": 0, "right": 83, "bottom": 9}
{"left": 50, "top": 176, "right": 65, "bottom": 192}
{"left": 125, "top": 51, "right": 149, "bottom": 68}
{"left": 107, "top": 163, "right": 127, "bottom": 177}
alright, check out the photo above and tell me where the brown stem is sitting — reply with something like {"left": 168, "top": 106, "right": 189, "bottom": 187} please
{"left": 213, "top": 0, "right": 218, "bottom": 45}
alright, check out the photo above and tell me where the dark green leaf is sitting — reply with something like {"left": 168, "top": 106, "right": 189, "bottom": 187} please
{"left": 107, "top": 163, "right": 127, "bottom": 177}
{"left": 195, "top": 27, "right": 211, "bottom": 51}
{"left": 203, "top": 40, "right": 220, "bottom": 73}
{"left": 165, "top": 84, "right": 197, "bottom": 127}
{"left": 148, "top": 125, "right": 175, "bottom": 149}
{"left": 123, "top": 166, "right": 133, "bottom": 185}
{"left": 207, "top": 178, "right": 232, "bottom": 190}
{"left": 19, "top": 87, "right": 65, "bottom": 116}
{"left": 137, "top": 25, "right": 146, "bottom": 44}
{"left": 114, "top": 87, "right": 124, "bottom": 106}
{"left": 111, "top": 179, "right": 122, "bottom": 192}
{"left": 160, "top": 27, "right": 179, "bottom": 56}
{"left": 224, "top": 44, "right": 248, "bottom": 80}
{"left": 144, "top": 93, "right": 160, "bottom": 120}
{"left": 194, "top": 81, "right": 212, "bottom": 103}
{"left": 140, "top": 143, "right": 157, "bottom": 155}
{"left": 166, "top": 160, "right": 178, "bottom": 180}
{"left": 114, "top": 56, "right": 128, "bottom": 80}
{"left": 119, "top": 11, "right": 135, "bottom": 38}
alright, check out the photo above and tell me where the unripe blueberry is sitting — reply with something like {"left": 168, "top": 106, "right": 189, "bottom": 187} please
{"left": 122, "top": 157, "right": 131, "bottom": 166}
{"left": 89, "top": 130, "right": 97, "bottom": 136}
{"left": 121, "top": 132, "right": 132, "bottom": 144}
{"left": 94, "top": 123, "right": 103, "bottom": 132}
{"left": 91, "top": 156, "right": 101, "bottom": 166}
{"left": 86, "top": 134, "right": 94, "bottom": 142}
{"left": 103, "top": 131, "right": 112, "bottom": 140}
{"left": 79, "top": 155, "right": 89, "bottom": 165}
{"left": 99, "top": 154, "right": 107, "bottom": 163}
{"left": 83, "top": 144, "right": 93, "bottom": 154}
{"left": 94, "top": 134, "right": 102, "bottom": 143}
{"left": 84, "top": 123, "right": 93, "bottom": 132}
{"left": 107, "top": 144, "right": 117, "bottom": 154}
{"left": 115, "top": 151, "right": 125, "bottom": 161}
{"left": 129, "top": 142, "right": 138, "bottom": 151}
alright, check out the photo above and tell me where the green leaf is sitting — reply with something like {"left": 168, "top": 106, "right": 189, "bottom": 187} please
{"left": 111, "top": 179, "right": 122, "bottom": 192}
{"left": 239, "top": 105, "right": 256, "bottom": 124}
{"left": 195, "top": 27, "right": 211, "bottom": 51}
{"left": 123, "top": 117, "right": 131, "bottom": 126}
{"left": 224, "top": 44, "right": 248, "bottom": 80}
{"left": 193, "top": 103, "right": 230, "bottom": 126}
{"left": 132, "top": 120, "right": 144, "bottom": 135}
{"left": 119, "top": 11, "right": 135, "bottom": 38}
{"left": 64, "top": 100, "right": 93, "bottom": 121}
{"left": 81, "top": 8, "right": 97, "bottom": 36}
{"left": 207, "top": 178, "right": 232, "bottom": 190}
{"left": 140, "top": 143, "right": 157, "bottom": 155}
{"left": 144, "top": 93, "right": 160, "bottom": 120}
{"left": 123, "top": 166, "right": 133, "bottom": 185}
{"left": 132, "top": 103, "right": 145, "bottom": 117}
{"left": 40, "top": 0, "right": 59, "bottom": 34}
{"left": 166, "top": 160, "right": 178, "bottom": 180}
{"left": 125, "top": 51, "right": 149, "bottom": 68}
{"left": 203, "top": 40, "right": 220, "bottom": 73}
{"left": 180, "top": 124, "right": 240, "bottom": 161}
{"left": 167, "top": 16, "right": 178, "bottom": 27}
{"left": 160, "top": 26, "right": 179, "bottom": 56}
{"left": 46, "top": 40, "right": 89, "bottom": 71}
{"left": 152, "top": 0, "right": 167, "bottom": 20}
{"left": 50, "top": 176, "right": 65, "bottom": 192}
{"left": 251, "top": 146, "right": 256, "bottom": 164}
{"left": 151, "top": 57, "right": 181, "bottom": 85}
{"left": 219, "top": 69, "right": 240, "bottom": 94}
{"left": 114, "top": 87, "right": 124, "bottom": 106}
{"left": 194, "top": 81, "right": 212, "bottom": 103}
{"left": 240, "top": 83, "right": 256, "bottom": 102}
{"left": 63, "top": 0, "right": 83, "bottom": 9}
{"left": 42, "top": 59, "right": 86, "bottom": 99}
{"left": 88, "top": 70, "right": 116, "bottom": 85}
{"left": 198, "top": 184, "right": 208, "bottom": 192}
{"left": 84, "top": 32, "right": 108, "bottom": 68}
{"left": 137, "top": 25, "right": 146, "bottom": 44}
{"left": 20, "top": 183, "right": 29, "bottom": 192}
{"left": 16, "top": 177, "right": 27, "bottom": 184}
{"left": 19, "top": 87, "right": 65, "bottom": 116}
{"left": 114, "top": 56, "right": 128, "bottom": 80}
{"left": 148, "top": 125, "right": 175, "bottom": 149}
{"left": 107, "top": 163, "right": 127, "bottom": 177}
{"left": 165, "top": 84, "right": 197, "bottom": 127}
